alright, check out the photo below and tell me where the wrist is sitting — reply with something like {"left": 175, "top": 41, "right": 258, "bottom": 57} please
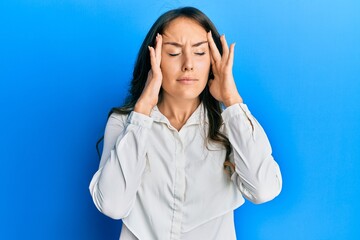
{"left": 134, "top": 100, "right": 153, "bottom": 116}
{"left": 223, "top": 94, "right": 243, "bottom": 107}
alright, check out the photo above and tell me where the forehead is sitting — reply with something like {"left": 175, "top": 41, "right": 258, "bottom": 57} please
{"left": 162, "top": 17, "right": 207, "bottom": 42}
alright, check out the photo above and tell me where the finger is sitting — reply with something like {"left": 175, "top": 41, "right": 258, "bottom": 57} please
{"left": 227, "top": 43, "right": 235, "bottom": 69}
{"left": 210, "top": 53, "right": 215, "bottom": 66}
{"left": 207, "top": 31, "right": 221, "bottom": 63}
{"left": 148, "top": 46, "right": 157, "bottom": 70}
{"left": 209, "top": 54, "right": 218, "bottom": 75}
{"left": 221, "top": 34, "right": 229, "bottom": 61}
{"left": 155, "top": 33, "right": 162, "bottom": 66}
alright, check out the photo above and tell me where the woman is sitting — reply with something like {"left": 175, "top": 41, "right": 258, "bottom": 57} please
{"left": 89, "top": 6, "right": 282, "bottom": 240}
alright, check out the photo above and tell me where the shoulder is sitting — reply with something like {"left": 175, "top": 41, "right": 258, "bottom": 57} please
{"left": 106, "top": 112, "right": 130, "bottom": 130}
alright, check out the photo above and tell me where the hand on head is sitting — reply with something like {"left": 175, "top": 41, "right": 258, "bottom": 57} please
{"left": 134, "top": 30, "right": 243, "bottom": 116}
{"left": 134, "top": 33, "right": 163, "bottom": 115}
{"left": 207, "top": 31, "right": 242, "bottom": 107}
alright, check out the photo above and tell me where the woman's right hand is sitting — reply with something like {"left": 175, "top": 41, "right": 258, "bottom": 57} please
{"left": 134, "top": 33, "right": 163, "bottom": 116}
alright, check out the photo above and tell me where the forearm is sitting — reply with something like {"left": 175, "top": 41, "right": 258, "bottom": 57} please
{"left": 89, "top": 111, "right": 153, "bottom": 219}
{"left": 222, "top": 103, "right": 282, "bottom": 204}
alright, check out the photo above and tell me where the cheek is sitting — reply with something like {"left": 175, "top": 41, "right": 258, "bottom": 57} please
{"left": 196, "top": 58, "right": 211, "bottom": 75}
{"left": 160, "top": 61, "right": 172, "bottom": 78}
{"left": 160, "top": 56, "right": 179, "bottom": 74}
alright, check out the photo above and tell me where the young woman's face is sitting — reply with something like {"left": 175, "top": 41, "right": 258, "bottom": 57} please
{"left": 160, "top": 17, "right": 211, "bottom": 101}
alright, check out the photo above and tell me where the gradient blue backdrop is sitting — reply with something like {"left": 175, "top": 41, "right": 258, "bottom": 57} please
{"left": 1, "top": 0, "right": 359, "bottom": 239}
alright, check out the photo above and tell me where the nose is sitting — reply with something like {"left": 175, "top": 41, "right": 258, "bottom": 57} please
{"left": 181, "top": 52, "right": 194, "bottom": 72}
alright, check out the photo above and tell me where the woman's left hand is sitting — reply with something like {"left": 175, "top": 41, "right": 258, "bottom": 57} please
{"left": 207, "top": 31, "right": 243, "bottom": 107}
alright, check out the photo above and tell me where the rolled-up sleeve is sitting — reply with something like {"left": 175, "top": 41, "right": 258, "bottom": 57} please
{"left": 89, "top": 111, "right": 153, "bottom": 219}
{"left": 221, "top": 103, "right": 282, "bottom": 204}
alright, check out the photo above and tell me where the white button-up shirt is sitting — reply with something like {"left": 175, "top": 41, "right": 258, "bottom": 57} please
{"left": 89, "top": 103, "right": 282, "bottom": 240}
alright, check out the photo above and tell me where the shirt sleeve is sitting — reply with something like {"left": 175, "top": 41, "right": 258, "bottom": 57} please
{"left": 221, "top": 103, "right": 282, "bottom": 204}
{"left": 89, "top": 111, "right": 153, "bottom": 219}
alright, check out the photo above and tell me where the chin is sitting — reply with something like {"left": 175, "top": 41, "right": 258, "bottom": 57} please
{"left": 180, "top": 92, "right": 203, "bottom": 101}
{"left": 162, "top": 85, "right": 206, "bottom": 101}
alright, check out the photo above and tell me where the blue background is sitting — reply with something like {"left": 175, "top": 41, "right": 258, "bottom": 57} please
{"left": 1, "top": 0, "right": 359, "bottom": 239}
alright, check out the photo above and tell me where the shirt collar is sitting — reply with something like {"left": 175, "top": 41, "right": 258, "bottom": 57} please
{"left": 150, "top": 102, "right": 208, "bottom": 127}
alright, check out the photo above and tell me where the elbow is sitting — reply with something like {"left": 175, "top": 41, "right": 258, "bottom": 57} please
{"left": 100, "top": 200, "right": 132, "bottom": 220}
{"left": 251, "top": 176, "right": 282, "bottom": 204}
{"left": 90, "top": 185, "right": 133, "bottom": 220}
{"left": 252, "top": 158, "right": 283, "bottom": 204}
{"left": 252, "top": 184, "right": 282, "bottom": 204}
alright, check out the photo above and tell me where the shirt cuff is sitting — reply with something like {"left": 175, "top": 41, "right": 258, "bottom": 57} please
{"left": 127, "top": 111, "right": 153, "bottom": 129}
{"left": 221, "top": 102, "right": 252, "bottom": 123}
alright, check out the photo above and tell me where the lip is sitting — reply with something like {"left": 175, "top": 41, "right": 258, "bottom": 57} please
{"left": 177, "top": 77, "right": 198, "bottom": 84}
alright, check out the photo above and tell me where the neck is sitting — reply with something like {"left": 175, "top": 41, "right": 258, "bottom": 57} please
{"left": 158, "top": 95, "right": 201, "bottom": 131}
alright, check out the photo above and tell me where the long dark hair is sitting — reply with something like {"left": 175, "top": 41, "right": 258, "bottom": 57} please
{"left": 97, "top": 7, "right": 235, "bottom": 174}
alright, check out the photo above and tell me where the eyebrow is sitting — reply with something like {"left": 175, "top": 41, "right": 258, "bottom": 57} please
{"left": 163, "top": 41, "right": 208, "bottom": 48}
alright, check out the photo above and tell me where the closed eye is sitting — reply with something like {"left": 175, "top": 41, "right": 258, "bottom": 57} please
{"left": 168, "top": 52, "right": 206, "bottom": 56}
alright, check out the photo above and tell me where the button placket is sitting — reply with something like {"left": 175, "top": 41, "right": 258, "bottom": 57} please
{"left": 170, "top": 132, "right": 185, "bottom": 240}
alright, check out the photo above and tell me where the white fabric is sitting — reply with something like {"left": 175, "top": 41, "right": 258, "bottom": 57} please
{"left": 89, "top": 102, "right": 282, "bottom": 240}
